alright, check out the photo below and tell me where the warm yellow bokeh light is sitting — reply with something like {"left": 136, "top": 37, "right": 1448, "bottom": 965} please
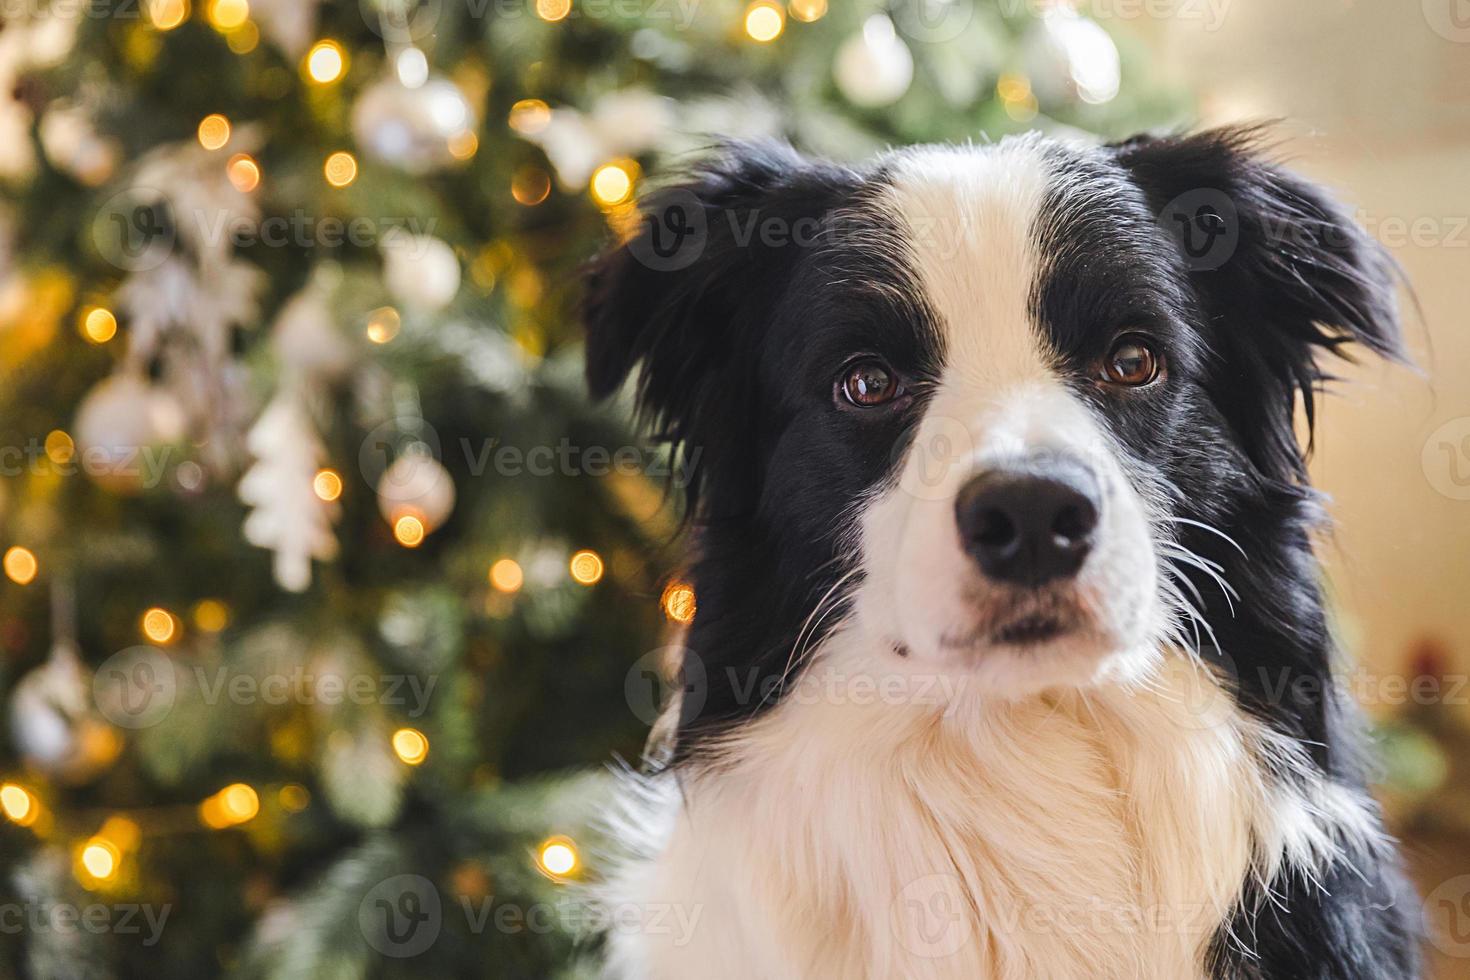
{"left": 279, "top": 783, "right": 310, "bottom": 812}
{"left": 145, "top": 0, "right": 189, "bottom": 31}
{"left": 997, "top": 72, "right": 1031, "bottom": 103}
{"left": 489, "top": 558, "right": 524, "bottom": 593}
{"left": 448, "top": 130, "right": 479, "bottom": 161}
{"left": 45, "top": 430, "right": 75, "bottom": 465}
{"left": 569, "top": 549, "right": 604, "bottom": 585}
{"left": 535, "top": 0, "right": 571, "bottom": 21}
{"left": 78, "top": 839, "right": 120, "bottom": 882}
{"left": 192, "top": 598, "right": 230, "bottom": 632}
{"left": 394, "top": 514, "right": 426, "bottom": 548}
{"left": 365, "top": 306, "right": 401, "bottom": 344}
{"left": 509, "top": 99, "right": 551, "bottom": 136}
{"left": 305, "top": 40, "right": 346, "bottom": 84}
{"left": 98, "top": 815, "right": 141, "bottom": 852}
{"left": 391, "top": 727, "right": 429, "bottom": 765}
{"left": 744, "top": 1, "right": 785, "bottom": 42}
{"left": 537, "top": 837, "right": 579, "bottom": 877}
{"left": 511, "top": 167, "right": 552, "bottom": 206}
{"left": 789, "top": 0, "right": 827, "bottom": 22}
{"left": 220, "top": 783, "right": 259, "bottom": 822}
{"left": 662, "top": 581, "right": 696, "bottom": 624}
{"left": 80, "top": 306, "right": 118, "bottom": 344}
{"left": 206, "top": 0, "right": 249, "bottom": 31}
{"left": 323, "top": 151, "right": 357, "bottom": 188}
{"left": 226, "top": 19, "right": 259, "bottom": 53}
{"left": 1, "top": 784, "right": 36, "bottom": 826}
{"left": 197, "top": 113, "right": 231, "bottom": 150}
{"left": 590, "top": 161, "right": 634, "bottom": 207}
{"left": 226, "top": 153, "right": 260, "bottom": 192}
{"left": 3, "top": 547, "right": 37, "bottom": 586}
{"left": 313, "top": 468, "right": 343, "bottom": 501}
{"left": 141, "top": 607, "right": 178, "bottom": 644}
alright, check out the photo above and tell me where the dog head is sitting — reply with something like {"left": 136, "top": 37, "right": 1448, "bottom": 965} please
{"left": 585, "top": 130, "right": 1401, "bottom": 749}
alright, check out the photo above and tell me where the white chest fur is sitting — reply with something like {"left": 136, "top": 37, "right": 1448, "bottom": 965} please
{"left": 600, "top": 646, "right": 1372, "bottom": 980}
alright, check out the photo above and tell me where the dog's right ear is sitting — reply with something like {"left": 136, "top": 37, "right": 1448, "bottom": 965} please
{"left": 584, "top": 141, "right": 805, "bottom": 405}
{"left": 582, "top": 142, "right": 857, "bottom": 448}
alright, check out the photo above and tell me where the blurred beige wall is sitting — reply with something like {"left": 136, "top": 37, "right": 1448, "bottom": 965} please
{"left": 1130, "top": 0, "right": 1470, "bottom": 701}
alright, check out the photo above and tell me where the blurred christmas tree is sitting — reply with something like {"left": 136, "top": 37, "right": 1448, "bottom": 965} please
{"left": 0, "top": 0, "right": 1183, "bottom": 976}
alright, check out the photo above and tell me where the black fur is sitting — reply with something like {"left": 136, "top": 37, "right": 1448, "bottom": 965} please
{"left": 583, "top": 129, "right": 1421, "bottom": 978}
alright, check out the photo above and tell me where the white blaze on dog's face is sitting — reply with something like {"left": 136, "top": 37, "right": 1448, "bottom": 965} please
{"left": 855, "top": 142, "right": 1166, "bottom": 696}
{"left": 586, "top": 129, "right": 1402, "bottom": 742}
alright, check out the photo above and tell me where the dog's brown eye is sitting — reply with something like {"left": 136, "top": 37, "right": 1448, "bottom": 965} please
{"left": 1100, "top": 336, "right": 1161, "bottom": 387}
{"left": 840, "top": 360, "right": 899, "bottom": 407}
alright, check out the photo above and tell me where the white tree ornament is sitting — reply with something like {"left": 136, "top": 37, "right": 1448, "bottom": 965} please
{"left": 238, "top": 392, "right": 340, "bottom": 592}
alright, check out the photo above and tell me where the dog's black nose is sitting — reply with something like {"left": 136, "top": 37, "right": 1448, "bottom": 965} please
{"left": 955, "top": 460, "right": 1101, "bottom": 587}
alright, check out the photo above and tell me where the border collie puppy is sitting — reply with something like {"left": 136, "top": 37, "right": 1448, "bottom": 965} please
{"left": 583, "top": 128, "right": 1420, "bottom": 980}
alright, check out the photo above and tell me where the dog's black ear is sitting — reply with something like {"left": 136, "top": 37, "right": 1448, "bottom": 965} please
{"left": 1111, "top": 127, "right": 1405, "bottom": 468}
{"left": 582, "top": 140, "right": 857, "bottom": 507}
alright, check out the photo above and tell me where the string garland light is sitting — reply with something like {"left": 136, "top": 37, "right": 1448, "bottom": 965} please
{"left": 393, "top": 514, "right": 426, "bottom": 548}
{"left": 191, "top": 598, "right": 230, "bottom": 632}
{"left": 45, "top": 430, "right": 75, "bottom": 465}
{"left": 305, "top": 40, "right": 346, "bottom": 84}
{"left": 1, "top": 783, "right": 39, "bottom": 826}
{"left": 226, "top": 153, "right": 261, "bottom": 192}
{"left": 391, "top": 727, "right": 429, "bottom": 765}
{"left": 590, "top": 160, "right": 636, "bottom": 208}
{"left": 536, "top": 836, "right": 580, "bottom": 878}
{"left": 789, "top": 0, "right": 827, "bottom": 22}
{"left": 744, "top": 1, "right": 785, "bottom": 42}
{"left": 140, "top": 607, "right": 178, "bottom": 644}
{"left": 79, "top": 306, "right": 117, "bottom": 343}
{"left": 661, "top": 581, "right": 696, "bottom": 623}
{"left": 144, "top": 0, "right": 189, "bottom": 31}
{"left": 197, "top": 113, "right": 231, "bottom": 151}
{"left": 4, "top": 546, "right": 38, "bottom": 586}
{"left": 569, "top": 550, "right": 604, "bottom": 585}
{"left": 489, "top": 558, "right": 524, "bottom": 593}
{"left": 313, "top": 468, "right": 343, "bottom": 502}
{"left": 509, "top": 99, "right": 551, "bottom": 135}
{"left": 323, "top": 151, "right": 358, "bottom": 188}
{"left": 205, "top": 0, "right": 249, "bottom": 32}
